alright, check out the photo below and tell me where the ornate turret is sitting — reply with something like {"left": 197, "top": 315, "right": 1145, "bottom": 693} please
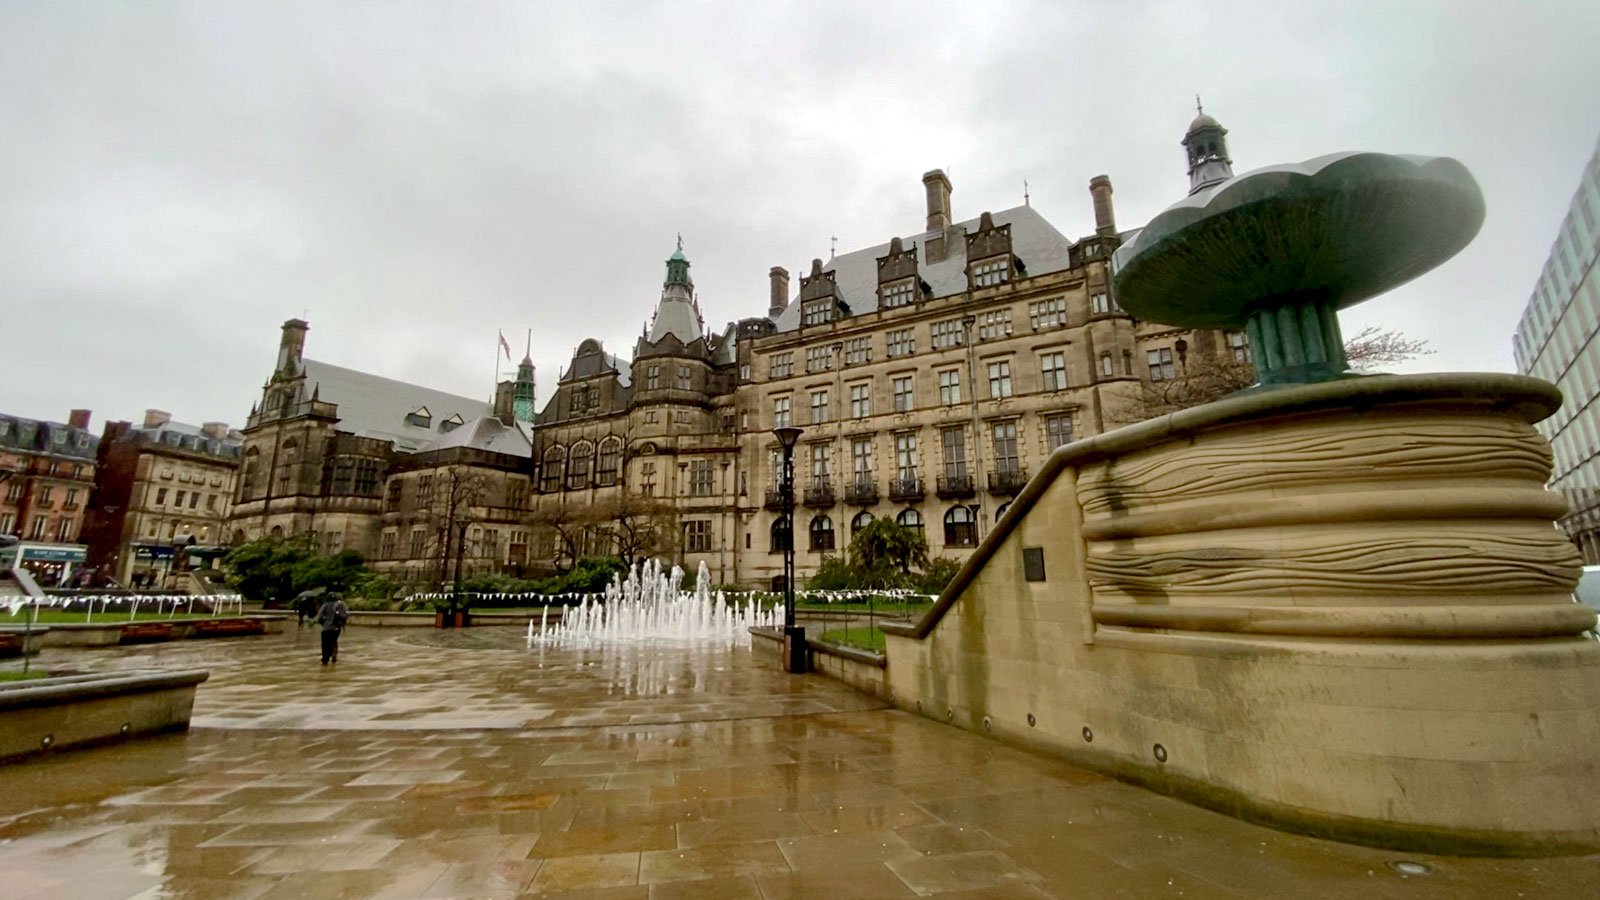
{"left": 646, "top": 237, "right": 705, "bottom": 345}
{"left": 664, "top": 234, "right": 692, "bottom": 288}
{"left": 513, "top": 355, "right": 536, "bottom": 423}
{"left": 1183, "top": 98, "right": 1235, "bottom": 195}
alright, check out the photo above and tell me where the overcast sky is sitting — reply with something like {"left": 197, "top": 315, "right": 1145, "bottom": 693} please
{"left": 2, "top": 1, "right": 1597, "bottom": 429}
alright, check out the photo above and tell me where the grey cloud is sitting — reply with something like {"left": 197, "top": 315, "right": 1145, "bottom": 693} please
{"left": 1, "top": 1, "right": 1596, "bottom": 427}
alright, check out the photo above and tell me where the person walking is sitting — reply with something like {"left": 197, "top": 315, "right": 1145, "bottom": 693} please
{"left": 315, "top": 592, "right": 349, "bottom": 665}
{"left": 294, "top": 590, "right": 319, "bottom": 627}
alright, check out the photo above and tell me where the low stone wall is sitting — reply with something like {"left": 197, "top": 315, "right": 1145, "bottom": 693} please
{"left": 0, "top": 625, "right": 51, "bottom": 657}
{"left": 37, "top": 616, "right": 287, "bottom": 648}
{"left": 749, "top": 627, "right": 889, "bottom": 699}
{"left": 346, "top": 611, "right": 436, "bottom": 628}
{"left": 474, "top": 611, "right": 564, "bottom": 627}
{"left": 345, "top": 610, "right": 566, "bottom": 628}
{"left": 0, "top": 669, "right": 209, "bottom": 763}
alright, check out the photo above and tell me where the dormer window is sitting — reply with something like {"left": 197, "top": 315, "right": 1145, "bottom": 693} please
{"left": 972, "top": 258, "right": 1010, "bottom": 287}
{"left": 881, "top": 279, "right": 916, "bottom": 309}
{"left": 439, "top": 413, "right": 465, "bottom": 433}
{"left": 801, "top": 299, "right": 835, "bottom": 326}
{"left": 405, "top": 406, "right": 432, "bottom": 428}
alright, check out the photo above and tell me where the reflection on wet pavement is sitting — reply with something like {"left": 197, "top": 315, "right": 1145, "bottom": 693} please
{"left": 0, "top": 628, "right": 1595, "bottom": 898}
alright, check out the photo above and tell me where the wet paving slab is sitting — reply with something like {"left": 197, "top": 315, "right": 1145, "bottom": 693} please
{"left": 1, "top": 626, "right": 1596, "bottom": 898}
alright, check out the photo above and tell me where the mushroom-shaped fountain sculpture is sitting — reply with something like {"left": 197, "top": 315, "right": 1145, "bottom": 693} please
{"left": 1111, "top": 152, "right": 1485, "bottom": 386}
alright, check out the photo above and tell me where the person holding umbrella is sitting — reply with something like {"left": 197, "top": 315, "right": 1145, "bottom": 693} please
{"left": 293, "top": 588, "right": 322, "bottom": 627}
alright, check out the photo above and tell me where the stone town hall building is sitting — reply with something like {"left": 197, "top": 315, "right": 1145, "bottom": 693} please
{"left": 229, "top": 114, "right": 1251, "bottom": 588}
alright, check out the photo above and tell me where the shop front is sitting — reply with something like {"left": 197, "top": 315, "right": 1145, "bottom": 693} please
{"left": 0, "top": 543, "right": 88, "bottom": 587}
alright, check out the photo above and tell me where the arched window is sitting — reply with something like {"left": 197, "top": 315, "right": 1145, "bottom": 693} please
{"left": 809, "top": 515, "right": 835, "bottom": 551}
{"left": 597, "top": 437, "right": 622, "bottom": 486}
{"left": 943, "top": 506, "right": 976, "bottom": 547}
{"left": 277, "top": 438, "right": 299, "bottom": 495}
{"left": 995, "top": 501, "right": 1011, "bottom": 523}
{"left": 241, "top": 447, "right": 261, "bottom": 499}
{"left": 897, "top": 508, "right": 924, "bottom": 534}
{"left": 540, "top": 446, "right": 565, "bottom": 493}
{"left": 770, "top": 516, "right": 792, "bottom": 552}
{"left": 568, "top": 441, "right": 594, "bottom": 490}
{"left": 851, "top": 511, "right": 874, "bottom": 535}
{"left": 230, "top": 529, "right": 247, "bottom": 546}
{"left": 269, "top": 525, "right": 284, "bottom": 538}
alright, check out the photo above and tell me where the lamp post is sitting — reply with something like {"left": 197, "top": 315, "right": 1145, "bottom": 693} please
{"left": 773, "top": 425, "right": 806, "bottom": 673}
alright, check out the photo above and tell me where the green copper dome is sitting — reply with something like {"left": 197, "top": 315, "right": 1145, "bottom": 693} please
{"left": 665, "top": 238, "right": 692, "bottom": 287}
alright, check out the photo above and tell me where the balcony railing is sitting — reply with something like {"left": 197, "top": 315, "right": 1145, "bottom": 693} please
{"left": 763, "top": 487, "right": 786, "bottom": 511}
{"left": 988, "top": 467, "right": 1029, "bottom": 495}
{"left": 843, "top": 478, "right": 878, "bottom": 505}
{"left": 936, "top": 473, "right": 976, "bottom": 499}
{"left": 803, "top": 479, "right": 836, "bottom": 508}
{"left": 888, "top": 476, "right": 925, "bottom": 502}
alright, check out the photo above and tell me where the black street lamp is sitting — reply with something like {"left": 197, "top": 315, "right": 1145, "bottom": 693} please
{"left": 773, "top": 425, "right": 806, "bottom": 673}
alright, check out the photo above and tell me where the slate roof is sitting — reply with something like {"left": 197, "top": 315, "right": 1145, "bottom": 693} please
{"left": 770, "top": 204, "right": 1077, "bottom": 332}
{"left": 301, "top": 359, "right": 494, "bottom": 453}
{"left": 124, "top": 420, "right": 243, "bottom": 459}
{"left": 647, "top": 283, "right": 705, "bottom": 345}
{"left": 429, "top": 415, "right": 533, "bottom": 458}
{"left": 0, "top": 414, "right": 98, "bottom": 461}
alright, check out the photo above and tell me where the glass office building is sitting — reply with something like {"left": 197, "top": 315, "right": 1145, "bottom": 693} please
{"left": 1513, "top": 135, "right": 1600, "bottom": 562}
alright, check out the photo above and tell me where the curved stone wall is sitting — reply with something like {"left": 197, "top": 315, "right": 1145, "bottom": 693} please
{"left": 881, "top": 373, "right": 1600, "bottom": 855}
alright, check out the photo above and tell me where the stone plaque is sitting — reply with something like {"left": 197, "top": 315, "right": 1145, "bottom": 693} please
{"left": 1023, "top": 547, "right": 1046, "bottom": 582}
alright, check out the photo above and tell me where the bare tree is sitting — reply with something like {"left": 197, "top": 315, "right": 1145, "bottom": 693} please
{"left": 527, "top": 502, "right": 591, "bottom": 574}
{"left": 1342, "top": 325, "right": 1434, "bottom": 372}
{"left": 593, "top": 491, "right": 680, "bottom": 567}
{"left": 1112, "top": 327, "right": 1432, "bottom": 423}
{"left": 412, "top": 465, "right": 485, "bottom": 585}
{"left": 528, "top": 491, "right": 681, "bottom": 572}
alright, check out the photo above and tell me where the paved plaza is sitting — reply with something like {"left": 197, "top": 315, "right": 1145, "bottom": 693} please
{"left": 1, "top": 627, "right": 1595, "bottom": 899}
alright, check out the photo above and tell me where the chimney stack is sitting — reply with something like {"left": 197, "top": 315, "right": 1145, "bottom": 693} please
{"left": 143, "top": 409, "right": 172, "bottom": 429}
{"left": 277, "top": 318, "right": 309, "bottom": 375}
{"left": 922, "top": 169, "right": 953, "bottom": 233}
{"left": 768, "top": 266, "right": 790, "bottom": 317}
{"left": 494, "top": 380, "right": 517, "bottom": 425}
{"left": 68, "top": 409, "right": 91, "bottom": 430}
{"left": 1089, "top": 175, "right": 1116, "bottom": 236}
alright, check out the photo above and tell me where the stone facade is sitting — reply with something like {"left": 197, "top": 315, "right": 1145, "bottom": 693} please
{"left": 225, "top": 117, "right": 1250, "bottom": 588}
{"left": 81, "top": 411, "right": 242, "bottom": 587}
{"left": 229, "top": 318, "right": 536, "bottom": 586}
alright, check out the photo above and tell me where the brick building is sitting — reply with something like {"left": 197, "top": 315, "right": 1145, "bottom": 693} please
{"left": 0, "top": 409, "right": 99, "bottom": 585}
{"left": 81, "top": 411, "right": 243, "bottom": 587}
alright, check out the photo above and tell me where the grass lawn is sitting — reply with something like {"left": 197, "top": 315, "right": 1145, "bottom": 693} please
{"left": 817, "top": 625, "right": 887, "bottom": 654}
{"left": 6, "top": 610, "right": 223, "bottom": 625}
{"left": 0, "top": 670, "right": 49, "bottom": 682}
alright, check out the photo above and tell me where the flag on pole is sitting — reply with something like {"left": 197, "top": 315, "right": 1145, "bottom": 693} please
{"left": 498, "top": 330, "right": 512, "bottom": 360}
